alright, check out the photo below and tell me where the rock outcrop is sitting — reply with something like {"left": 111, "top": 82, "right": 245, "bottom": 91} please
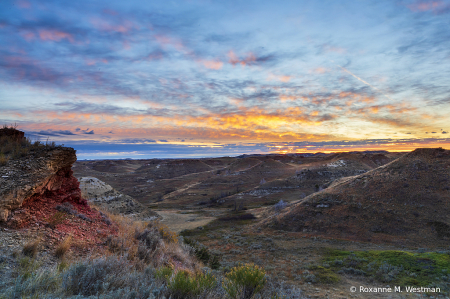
{"left": 0, "top": 127, "right": 25, "bottom": 141}
{"left": 79, "top": 176, "right": 158, "bottom": 220}
{"left": 0, "top": 147, "right": 85, "bottom": 223}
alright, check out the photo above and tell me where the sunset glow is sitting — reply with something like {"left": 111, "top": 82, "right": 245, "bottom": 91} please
{"left": 0, "top": 0, "right": 449, "bottom": 158}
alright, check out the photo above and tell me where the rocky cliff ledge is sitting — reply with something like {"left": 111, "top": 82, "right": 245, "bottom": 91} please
{"left": 0, "top": 146, "right": 86, "bottom": 225}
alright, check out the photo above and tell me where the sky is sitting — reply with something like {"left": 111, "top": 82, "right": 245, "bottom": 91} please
{"left": 1, "top": 0, "right": 450, "bottom": 159}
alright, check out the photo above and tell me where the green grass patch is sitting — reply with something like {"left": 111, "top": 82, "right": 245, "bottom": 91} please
{"left": 323, "top": 249, "right": 450, "bottom": 292}
{"left": 308, "top": 265, "right": 340, "bottom": 283}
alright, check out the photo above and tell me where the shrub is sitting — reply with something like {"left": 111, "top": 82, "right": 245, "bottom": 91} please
{"left": 62, "top": 256, "right": 134, "bottom": 296}
{"left": 183, "top": 237, "right": 221, "bottom": 269}
{"left": 22, "top": 239, "right": 40, "bottom": 258}
{"left": 0, "top": 153, "right": 8, "bottom": 166}
{"left": 210, "top": 254, "right": 221, "bottom": 270}
{"left": 136, "top": 221, "right": 178, "bottom": 246}
{"left": 167, "top": 270, "right": 217, "bottom": 299}
{"left": 55, "top": 236, "right": 72, "bottom": 259}
{"left": 2, "top": 267, "right": 60, "bottom": 298}
{"left": 274, "top": 200, "right": 287, "bottom": 211}
{"left": 223, "top": 263, "right": 266, "bottom": 299}
{"left": 105, "top": 236, "right": 126, "bottom": 254}
{"left": 155, "top": 266, "right": 174, "bottom": 283}
{"left": 154, "top": 222, "right": 178, "bottom": 244}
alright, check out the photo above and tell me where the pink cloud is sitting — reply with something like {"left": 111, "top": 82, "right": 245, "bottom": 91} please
{"left": 16, "top": 0, "right": 31, "bottom": 9}
{"left": 146, "top": 52, "right": 164, "bottom": 60}
{"left": 408, "top": 0, "right": 449, "bottom": 12}
{"left": 200, "top": 60, "right": 223, "bottom": 70}
{"left": 85, "top": 58, "right": 109, "bottom": 66}
{"left": 227, "top": 51, "right": 257, "bottom": 67}
{"left": 154, "top": 35, "right": 186, "bottom": 52}
{"left": 38, "top": 29, "right": 75, "bottom": 43}
{"left": 20, "top": 31, "right": 36, "bottom": 41}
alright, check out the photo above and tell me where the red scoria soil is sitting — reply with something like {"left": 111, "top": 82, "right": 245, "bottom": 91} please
{"left": 5, "top": 167, "right": 118, "bottom": 252}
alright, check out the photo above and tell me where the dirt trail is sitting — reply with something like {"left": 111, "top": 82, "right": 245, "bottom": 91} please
{"left": 162, "top": 182, "right": 202, "bottom": 200}
{"left": 156, "top": 210, "right": 215, "bottom": 233}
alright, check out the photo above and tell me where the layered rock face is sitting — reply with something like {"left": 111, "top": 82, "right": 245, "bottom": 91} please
{"left": 0, "top": 147, "right": 85, "bottom": 223}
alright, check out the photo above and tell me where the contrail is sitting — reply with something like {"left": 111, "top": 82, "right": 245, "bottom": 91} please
{"left": 335, "top": 63, "right": 395, "bottom": 102}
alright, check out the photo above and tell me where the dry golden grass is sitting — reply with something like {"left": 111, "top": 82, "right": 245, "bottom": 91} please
{"left": 22, "top": 239, "right": 40, "bottom": 258}
{"left": 102, "top": 210, "right": 200, "bottom": 271}
{"left": 55, "top": 235, "right": 72, "bottom": 259}
{"left": 0, "top": 152, "right": 8, "bottom": 166}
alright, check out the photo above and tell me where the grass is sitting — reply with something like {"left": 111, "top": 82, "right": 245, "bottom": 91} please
{"left": 0, "top": 152, "right": 8, "bottom": 166}
{"left": 323, "top": 249, "right": 450, "bottom": 292}
{"left": 55, "top": 236, "right": 72, "bottom": 259}
{"left": 183, "top": 237, "right": 221, "bottom": 269}
{"left": 180, "top": 211, "right": 258, "bottom": 238}
{"left": 0, "top": 124, "right": 59, "bottom": 164}
{"left": 22, "top": 239, "right": 40, "bottom": 258}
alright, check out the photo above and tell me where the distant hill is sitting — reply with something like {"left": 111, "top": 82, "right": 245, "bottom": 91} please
{"left": 263, "top": 148, "right": 450, "bottom": 247}
{"left": 135, "top": 159, "right": 213, "bottom": 180}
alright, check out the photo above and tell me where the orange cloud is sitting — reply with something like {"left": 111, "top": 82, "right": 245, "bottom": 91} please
{"left": 38, "top": 29, "right": 75, "bottom": 43}
{"left": 279, "top": 95, "right": 299, "bottom": 102}
{"left": 311, "top": 67, "right": 329, "bottom": 74}
{"left": 20, "top": 103, "right": 337, "bottom": 143}
{"left": 267, "top": 73, "right": 292, "bottom": 82}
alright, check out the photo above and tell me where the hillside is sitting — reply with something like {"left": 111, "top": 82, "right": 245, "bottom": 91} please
{"left": 263, "top": 148, "right": 450, "bottom": 247}
{"left": 79, "top": 176, "right": 158, "bottom": 220}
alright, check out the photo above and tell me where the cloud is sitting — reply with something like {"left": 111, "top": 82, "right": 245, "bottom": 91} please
{"left": 228, "top": 50, "right": 257, "bottom": 67}
{"left": 199, "top": 59, "right": 223, "bottom": 70}
{"left": 82, "top": 129, "right": 94, "bottom": 134}
{"left": 159, "top": 139, "right": 168, "bottom": 142}
{"left": 267, "top": 73, "right": 291, "bottom": 82}
{"left": 311, "top": 67, "right": 329, "bottom": 74}
{"left": 319, "top": 44, "right": 346, "bottom": 54}
{"left": 34, "top": 129, "right": 76, "bottom": 136}
{"left": 89, "top": 17, "right": 135, "bottom": 34}
{"left": 38, "top": 29, "right": 75, "bottom": 43}
{"left": 407, "top": 1, "right": 450, "bottom": 14}
{"left": 17, "top": 0, "right": 31, "bottom": 9}
{"left": 116, "top": 138, "right": 156, "bottom": 143}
